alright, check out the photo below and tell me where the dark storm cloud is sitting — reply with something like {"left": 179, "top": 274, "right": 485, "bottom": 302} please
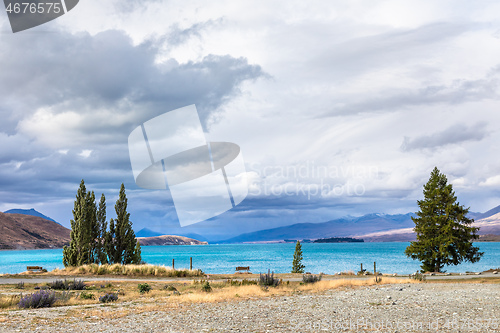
{"left": 400, "top": 123, "right": 488, "bottom": 151}
{"left": 0, "top": 29, "right": 264, "bottom": 134}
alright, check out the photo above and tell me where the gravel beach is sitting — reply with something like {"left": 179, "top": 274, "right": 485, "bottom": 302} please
{"left": 1, "top": 282, "right": 499, "bottom": 332}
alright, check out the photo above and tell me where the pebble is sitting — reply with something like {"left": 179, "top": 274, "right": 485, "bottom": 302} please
{"left": 1, "top": 283, "right": 499, "bottom": 332}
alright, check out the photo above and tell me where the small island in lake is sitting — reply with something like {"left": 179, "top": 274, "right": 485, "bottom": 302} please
{"left": 313, "top": 237, "right": 364, "bottom": 243}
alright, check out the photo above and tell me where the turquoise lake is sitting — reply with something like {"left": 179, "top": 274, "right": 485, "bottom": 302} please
{"left": 1, "top": 242, "right": 499, "bottom": 275}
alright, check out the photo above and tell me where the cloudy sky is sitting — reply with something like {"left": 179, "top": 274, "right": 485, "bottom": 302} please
{"left": 1, "top": 0, "right": 500, "bottom": 240}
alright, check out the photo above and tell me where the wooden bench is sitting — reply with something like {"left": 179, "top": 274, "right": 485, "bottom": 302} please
{"left": 235, "top": 266, "right": 250, "bottom": 273}
{"left": 26, "top": 266, "right": 44, "bottom": 272}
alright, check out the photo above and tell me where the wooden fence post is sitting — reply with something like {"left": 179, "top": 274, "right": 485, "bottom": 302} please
{"left": 190, "top": 257, "right": 193, "bottom": 270}
{"left": 172, "top": 259, "right": 175, "bottom": 270}
{"left": 374, "top": 261, "right": 377, "bottom": 282}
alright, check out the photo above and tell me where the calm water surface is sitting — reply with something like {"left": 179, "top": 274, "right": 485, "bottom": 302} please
{"left": 1, "top": 242, "right": 499, "bottom": 275}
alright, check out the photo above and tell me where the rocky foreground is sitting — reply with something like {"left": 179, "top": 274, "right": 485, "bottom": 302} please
{"left": 1, "top": 282, "right": 499, "bottom": 332}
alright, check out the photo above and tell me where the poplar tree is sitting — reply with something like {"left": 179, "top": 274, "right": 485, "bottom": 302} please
{"left": 292, "top": 241, "right": 305, "bottom": 273}
{"left": 63, "top": 180, "right": 91, "bottom": 266}
{"left": 96, "top": 194, "right": 108, "bottom": 264}
{"left": 106, "top": 183, "right": 141, "bottom": 264}
{"left": 63, "top": 180, "right": 108, "bottom": 266}
{"left": 405, "top": 167, "right": 483, "bottom": 272}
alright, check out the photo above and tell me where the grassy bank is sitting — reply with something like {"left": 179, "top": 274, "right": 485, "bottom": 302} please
{"left": 19, "top": 264, "right": 205, "bottom": 278}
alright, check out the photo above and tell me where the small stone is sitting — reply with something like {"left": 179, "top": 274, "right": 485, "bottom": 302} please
{"left": 387, "top": 296, "right": 392, "bottom": 300}
{"left": 493, "top": 271, "right": 498, "bottom": 274}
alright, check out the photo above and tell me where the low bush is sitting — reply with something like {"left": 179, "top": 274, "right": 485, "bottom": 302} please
{"left": 15, "top": 281, "right": 24, "bottom": 289}
{"left": 259, "top": 270, "right": 280, "bottom": 287}
{"left": 80, "top": 291, "right": 95, "bottom": 300}
{"left": 50, "top": 279, "right": 86, "bottom": 290}
{"left": 163, "top": 285, "right": 177, "bottom": 291}
{"left": 201, "top": 281, "right": 212, "bottom": 292}
{"left": 138, "top": 283, "right": 152, "bottom": 294}
{"left": 410, "top": 272, "right": 426, "bottom": 281}
{"left": 99, "top": 293, "right": 118, "bottom": 303}
{"left": 18, "top": 290, "right": 56, "bottom": 309}
{"left": 302, "top": 274, "right": 322, "bottom": 284}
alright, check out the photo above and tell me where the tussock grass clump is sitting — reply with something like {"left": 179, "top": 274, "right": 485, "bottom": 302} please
{"left": 53, "top": 264, "right": 204, "bottom": 277}
{"left": 18, "top": 290, "right": 56, "bottom": 309}
{"left": 0, "top": 295, "right": 20, "bottom": 309}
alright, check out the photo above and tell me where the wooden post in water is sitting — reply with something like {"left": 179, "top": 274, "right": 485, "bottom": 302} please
{"left": 360, "top": 263, "right": 363, "bottom": 274}
{"left": 172, "top": 259, "right": 175, "bottom": 270}
{"left": 190, "top": 257, "right": 193, "bottom": 270}
{"left": 374, "top": 261, "right": 377, "bottom": 282}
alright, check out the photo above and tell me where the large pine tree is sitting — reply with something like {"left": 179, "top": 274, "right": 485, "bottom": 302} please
{"left": 405, "top": 167, "right": 483, "bottom": 272}
{"left": 106, "top": 183, "right": 141, "bottom": 265}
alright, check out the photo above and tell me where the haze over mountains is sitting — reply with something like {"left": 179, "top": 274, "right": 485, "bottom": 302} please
{"left": 3, "top": 205, "right": 500, "bottom": 247}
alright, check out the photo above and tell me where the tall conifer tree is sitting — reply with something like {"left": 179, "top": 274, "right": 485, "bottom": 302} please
{"left": 405, "top": 167, "right": 483, "bottom": 272}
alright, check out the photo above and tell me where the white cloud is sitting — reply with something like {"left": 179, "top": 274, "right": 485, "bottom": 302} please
{"left": 2, "top": 1, "right": 500, "bottom": 235}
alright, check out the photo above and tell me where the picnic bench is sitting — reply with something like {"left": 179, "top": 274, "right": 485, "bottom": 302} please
{"left": 235, "top": 266, "right": 250, "bottom": 273}
{"left": 26, "top": 266, "right": 44, "bottom": 272}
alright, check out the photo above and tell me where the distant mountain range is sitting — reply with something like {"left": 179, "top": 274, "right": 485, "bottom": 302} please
{"left": 4, "top": 208, "right": 62, "bottom": 225}
{"left": 215, "top": 205, "right": 500, "bottom": 243}
{"left": 5, "top": 205, "right": 500, "bottom": 247}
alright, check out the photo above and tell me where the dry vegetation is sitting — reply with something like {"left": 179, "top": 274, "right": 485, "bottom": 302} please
{"left": 0, "top": 276, "right": 420, "bottom": 314}
{"left": 17, "top": 264, "right": 205, "bottom": 278}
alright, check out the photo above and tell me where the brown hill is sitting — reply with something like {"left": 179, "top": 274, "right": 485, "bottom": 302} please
{"left": 138, "top": 235, "right": 208, "bottom": 246}
{"left": 0, "top": 212, "right": 70, "bottom": 250}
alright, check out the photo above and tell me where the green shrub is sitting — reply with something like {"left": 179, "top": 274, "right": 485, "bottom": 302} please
{"left": 201, "top": 281, "right": 212, "bottom": 292}
{"left": 138, "top": 283, "right": 152, "bottom": 294}
{"left": 80, "top": 291, "right": 95, "bottom": 300}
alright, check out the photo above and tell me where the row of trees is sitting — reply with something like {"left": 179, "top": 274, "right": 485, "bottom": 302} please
{"left": 63, "top": 180, "right": 141, "bottom": 267}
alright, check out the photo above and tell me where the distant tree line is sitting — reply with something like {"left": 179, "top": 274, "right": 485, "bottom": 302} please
{"left": 63, "top": 180, "right": 141, "bottom": 267}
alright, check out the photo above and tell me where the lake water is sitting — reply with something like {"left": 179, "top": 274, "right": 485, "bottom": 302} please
{"left": 1, "top": 242, "right": 499, "bottom": 275}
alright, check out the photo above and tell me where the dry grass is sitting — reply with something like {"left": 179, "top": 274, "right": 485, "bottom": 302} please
{"left": 0, "top": 295, "right": 19, "bottom": 309}
{"left": 0, "top": 276, "right": 423, "bottom": 315}
{"left": 48, "top": 264, "right": 204, "bottom": 278}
